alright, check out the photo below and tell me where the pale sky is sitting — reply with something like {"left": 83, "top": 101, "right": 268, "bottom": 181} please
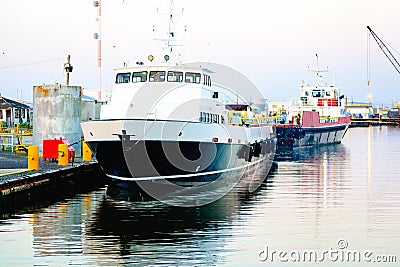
{"left": 1, "top": 0, "right": 399, "bottom": 106}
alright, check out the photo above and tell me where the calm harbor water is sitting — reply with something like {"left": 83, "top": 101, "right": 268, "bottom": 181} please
{"left": 1, "top": 126, "right": 399, "bottom": 266}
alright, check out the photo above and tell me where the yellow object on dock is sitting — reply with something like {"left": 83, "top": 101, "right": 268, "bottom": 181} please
{"left": 82, "top": 141, "right": 92, "bottom": 161}
{"left": 15, "top": 144, "right": 29, "bottom": 154}
{"left": 28, "top": 146, "right": 39, "bottom": 170}
{"left": 0, "top": 169, "right": 29, "bottom": 177}
{"left": 58, "top": 144, "right": 69, "bottom": 166}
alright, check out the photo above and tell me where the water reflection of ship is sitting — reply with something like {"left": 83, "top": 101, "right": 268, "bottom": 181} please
{"left": 103, "top": 165, "right": 278, "bottom": 262}
{"left": 273, "top": 144, "right": 349, "bottom": 208}
{"left": 84, "top": 175, "right": 277, "bottom": 266}
{"left": 24, "top": 178, "right": 275, "bottom": 266}
{"left": 275, "top": 140, "right": 347, "bottom": 162}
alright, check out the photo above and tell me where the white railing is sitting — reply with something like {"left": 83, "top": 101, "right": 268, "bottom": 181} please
{"left": 0, "top": 134, "right": 18, "bottom": 153}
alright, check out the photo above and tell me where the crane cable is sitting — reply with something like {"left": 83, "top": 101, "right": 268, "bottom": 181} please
{"left": 367, "top": 30, "right": 371, "bottom": 88}
{"left": 367, "top": 26, "right": 400, "bottom": 75}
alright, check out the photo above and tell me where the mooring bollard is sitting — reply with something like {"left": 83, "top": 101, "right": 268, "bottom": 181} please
{"left": 82, "top": 141, "right": 92, "bottom": 161}
{"left": 28, "top": 145, "right": 39, "bottom": 170}
{"left": 58, "top": 144, "right": 69, "bottom": 166}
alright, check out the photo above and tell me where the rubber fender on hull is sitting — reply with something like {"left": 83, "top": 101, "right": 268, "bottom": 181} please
{"left": 287, "top": 128, "right": 295, "bottom": 138}
{"left": 237, "top": 145, "right": 254, "bottom": 162}
{"left": 247, "top": 146, "right": 253, "bottom": 162}
{"left": 298, "top": 128, "right": 306, "bottom": 139}
{"left": 276, "top": 127, "right": 284, "bottom": 138}
{"left": 252, "top": 142, "right": 261, "bottom": 157}
{"left": 293, "top": 127, "right": 305, "bottom": 139}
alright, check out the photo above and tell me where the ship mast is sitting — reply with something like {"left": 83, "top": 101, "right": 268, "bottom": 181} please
{"left": 308, "top": 54, "right": 328, "bottom": 87}
{"left": 167, "top": 0, "right": 174, "bottom": 49}
{"left": 152, "top": 0, "right": 185, "bottom": 64}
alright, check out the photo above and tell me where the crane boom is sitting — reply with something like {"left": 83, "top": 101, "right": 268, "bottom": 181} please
{"left": 367, "top": 26, "right": 400, "bottom": 75}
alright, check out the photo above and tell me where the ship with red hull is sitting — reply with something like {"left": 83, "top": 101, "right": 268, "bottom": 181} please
{"left": 275, "top": 58, "right": 351, "bottom": 153}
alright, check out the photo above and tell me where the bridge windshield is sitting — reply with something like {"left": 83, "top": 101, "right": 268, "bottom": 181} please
{"left": 185, "top": 72, "right": 201, "bottom": 83}
{"left": 149, "top": 71, "right": 166, "bottom": 82}
{"left": 132, "top": 71, "right": 148, "bottom": 83}
{"left": 116, "top": 73, "right": 131, "bottom": 84}
{"left": 167, "top": 71, "right": 184, "bottom": 82}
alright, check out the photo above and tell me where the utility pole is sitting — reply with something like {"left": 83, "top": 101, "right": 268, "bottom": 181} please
{"left": 94, "top": 0, "right": 102, "bottom": 90}
{"left": 64, "top": 55, "right": 73, "bottom": 85}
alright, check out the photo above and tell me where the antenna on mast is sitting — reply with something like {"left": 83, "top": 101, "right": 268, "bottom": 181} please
{"left": 151, "top": 0, "right": 186, "bottom": 64}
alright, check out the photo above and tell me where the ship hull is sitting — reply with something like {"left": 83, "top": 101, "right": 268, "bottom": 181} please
{"left": 295, "top": 124, "right": 349, "bottom": 147}
{"left": 89, "top": 140, "right": 275, "bottom": 182}
{"left": 82, "top": 119, "right": 276, "bottom": 200}
{"left": 276, "top": 123, "right": 349, "bottom": 153}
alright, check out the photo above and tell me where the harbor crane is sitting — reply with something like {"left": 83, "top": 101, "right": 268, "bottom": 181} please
{"left": 367, "top": 26, "right": 400, "bottom": 75}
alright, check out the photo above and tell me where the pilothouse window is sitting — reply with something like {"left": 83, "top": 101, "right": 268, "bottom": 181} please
{"left": 203, "top": 74, "right": 212, "bottom": 86}
{"left": 167, "top": 71, "right": 183, "bottom": 82}
{"left": 116, "top": 73, "right": 131, "bottom": 84}
{"left": 312, "top": 90, "right": 323, "bottom": 97}
{"left": 185, "top": 72, "right": 201, "bottom": 83}
{"left": 132, "top": 71, "right": 148, "bottom": 82}
{"left": 149, "top": 71, "right": 166, "bottom": 82}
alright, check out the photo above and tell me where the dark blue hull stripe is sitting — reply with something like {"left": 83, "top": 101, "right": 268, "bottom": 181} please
{"left": 87, "top": 139, "right": 276, "bottom": 182}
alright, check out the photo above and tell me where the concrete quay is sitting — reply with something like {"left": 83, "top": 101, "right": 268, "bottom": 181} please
{"left": 0, "top": 151, "right": 107, "bottom": 211}
{"left": 350, "top": 118, "right": 400, "bottom": 127}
